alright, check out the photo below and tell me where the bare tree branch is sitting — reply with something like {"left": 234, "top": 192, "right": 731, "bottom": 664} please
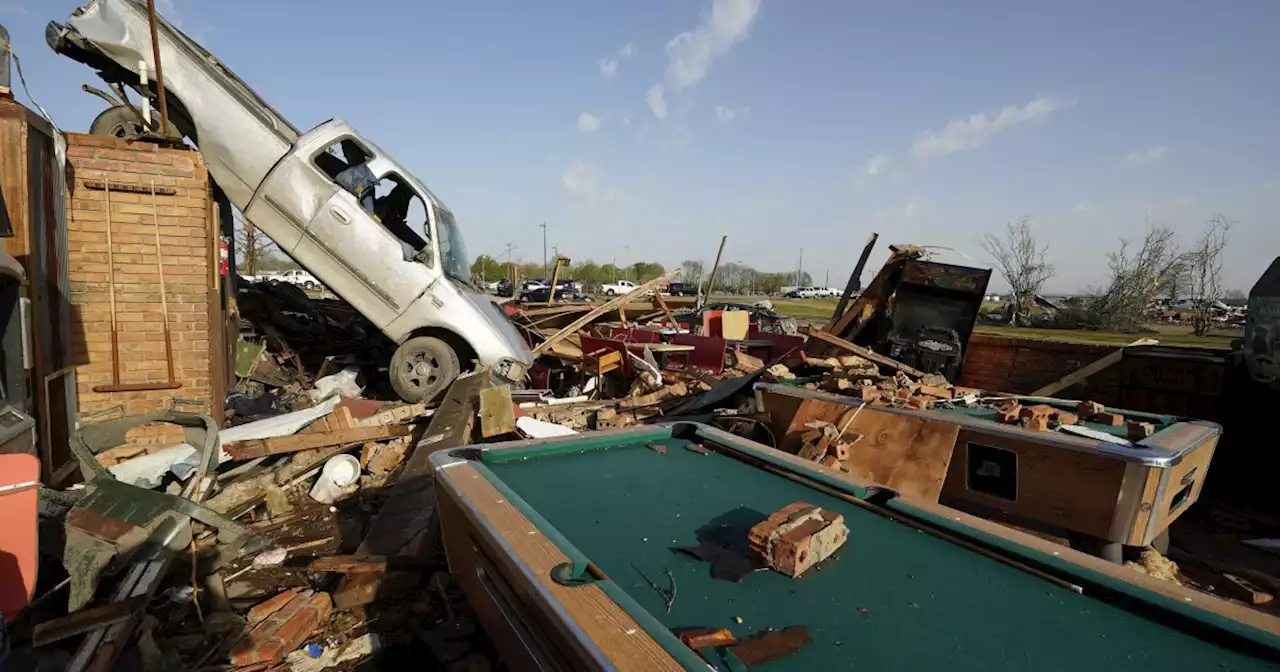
{"left": 978, "top": 216, "right": 1053, "bottom": 325}
{"left": 1186, "top": 214, "right": 1233, "bottom": 336}
{"left": 1085, "top": 222, "right": 1179, "bottom": 329}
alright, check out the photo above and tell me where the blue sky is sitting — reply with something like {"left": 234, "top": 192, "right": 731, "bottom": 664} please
{"left": 4, "top": 0, "right": 1278, "bottom": 292}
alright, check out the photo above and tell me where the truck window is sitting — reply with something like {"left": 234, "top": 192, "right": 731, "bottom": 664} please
{"left": 371, "top": 173, "right": 430, "bottom": 264}
{"left": 314, "top": 139, "right": 376, "bottom": 213}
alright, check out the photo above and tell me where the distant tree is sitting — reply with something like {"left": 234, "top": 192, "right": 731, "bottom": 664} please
{"left": 1160, "top": 258, "right": 1190, "bottom": 304}
{"left": 572, "top": 261, "right": 602, "bottom": 288}
{"left": 681, "top": 260, "right": 705, "bottom": 288}
{"left": 1225, "top": 288, "right": 1247, "bottom": 301}
{"left": 1186, "top": 215, "right": 1233, "bottom": 337}
{"left": 470, "top": 254, "right": 506, "bottom": 284}
{"left": 630, "top": 261, "right": 665, "bottom": 282}
{"left": 978, "top": 216, "right": 1054, "bottom": 325}
{"left": 758, "top": 272, "right": 788, "bottom": 295}
{"left": 256, "top": 251, "right": 300, "bottom": 273}
{"left": 234, "top": 215, "right": 275, "bottom": 275}
{"left": 601, "top": 263, "right": 621, "bottom": 283}
{"left": 1086, "top": 223, "right": 1180, "bottom": 329}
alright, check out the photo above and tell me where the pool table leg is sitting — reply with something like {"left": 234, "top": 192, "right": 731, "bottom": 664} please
{"left": 1070, "top": 534, "right": 1125, "bottom": 564}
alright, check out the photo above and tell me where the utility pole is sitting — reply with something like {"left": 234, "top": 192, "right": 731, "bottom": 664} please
{"left": 501, "top": 243, "right": 516, "bottom": 263}
{"left": 623, "top": 245, "right": 632, "bottom": 281}
{"left": 540, "top": 222, "right": 547, "bottom": 278}
{"left": 825, "top": 269, "right": 829, "bottom": 287}
{"left": 796, "top": 248, "right": 804, "bottom": 286}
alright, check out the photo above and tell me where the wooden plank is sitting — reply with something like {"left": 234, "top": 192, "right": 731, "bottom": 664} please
{"left": 777, "top": 398, "right": 958, "bottom": 501}
{"left": 439, "top": 463, "right": 683, "bottom": 671}
{"left": 479, "top": 384, "right": 517, "bottom": 438}
{"left": 223, "top": 424, "right": 411, "bottom": 460}
{"left": 803, "top": 325, "right": 927, "bottom": 378}
{"left": 1030, "top": 338, "right": 1158, "bottom": 397}
{"left": 532, "top": 269, "right": 681, "bottom": 358}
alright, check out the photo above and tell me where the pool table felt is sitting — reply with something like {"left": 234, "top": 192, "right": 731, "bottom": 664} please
{"left": 480, "top": 435, "right": 1274, "bottom": 671}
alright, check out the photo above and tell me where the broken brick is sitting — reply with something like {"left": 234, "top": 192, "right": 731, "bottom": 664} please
{"left": 1093, "top": 411, "right": 1124, "bottom": 426}
{"left": 1020, "top": 404, "right": 1055, "bottom": 420}
{"left": 819, "top": 455, "right": 841, "bottom": 469}
{"left": 1127, "top": 421, "right": 1155, "bottom": 441}
{"left": 905, "top": 395, "right": 934, "bottom": 410}
{"left": 951, "top": 386, "right": 982, "bottom": 398}
{"left": 1052, "top": 411, "right": 1078, "bottom": 426}
{"left": 995, "top": 402, "right": 1022, "bottom": 424}
{"left": 747, "top": 503, "right": 848, "bottom": 578}
{"left": 832, "top": 442, "right": 852, "bottom": 461}
{"left": 917, "top": 385, "right": 953, "bottom": 399}
{"left": 232, "top": 590, "right": 333, "bottom": 666}
{"left": 1077, "top": 400, "right": 1105, "bottom": 419}
{"left": 859, "top": 387, "right": 881, "bottom": 402}
{"left": 246, "top": 588, "right": 301, "bottom": 627}
{"left": 676, "top": 627, "right": 739, "bottom": 650}
{"left": 1025, "top": 415, "right": 1049, "bottom": 432}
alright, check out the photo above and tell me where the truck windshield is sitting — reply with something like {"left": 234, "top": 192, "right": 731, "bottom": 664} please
{"left": 435, "top": 209, "right": 471, "bottom": 286}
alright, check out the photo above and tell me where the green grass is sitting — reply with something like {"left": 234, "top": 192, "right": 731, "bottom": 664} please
{"left": 755, "top": 296, "right": 1240, "bottom": 350}
{"left": 974, "top": 324, "right": 1239, "bottom": 349}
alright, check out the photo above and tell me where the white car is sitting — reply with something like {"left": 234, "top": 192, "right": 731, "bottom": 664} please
{"left": 275, "top": 268, "right": 322, "bottom": 291}
{"left": 600, "top": 280, "right": 638, "bottom": 296}
{"left": 786, "top": 286, "right": 824, "bottom": 298}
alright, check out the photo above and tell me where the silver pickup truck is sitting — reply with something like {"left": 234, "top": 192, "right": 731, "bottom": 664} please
{"left": 48, "top": 0, "right": 531, "bottom": 401}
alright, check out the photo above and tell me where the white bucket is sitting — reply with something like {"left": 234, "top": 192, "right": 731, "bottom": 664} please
{"left": 309, "top": 454, "right": 361, "bottom": 504}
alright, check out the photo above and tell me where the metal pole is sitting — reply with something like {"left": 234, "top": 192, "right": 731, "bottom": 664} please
{"left": 540, "top": 223, "right": 547, "bottom": 278}
{"left": 145, "top": 0, "right": 170, "bottom": 135}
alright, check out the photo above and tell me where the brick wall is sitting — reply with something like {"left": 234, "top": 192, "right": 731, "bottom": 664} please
{"left": 959, "top": 333, "right": 1122, "bottom": 403}
{"left": 65, "top": 133, "right": 216, "bottom": 445}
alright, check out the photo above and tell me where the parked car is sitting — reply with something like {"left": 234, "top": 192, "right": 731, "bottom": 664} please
{"left": 50, "top": 0, "right": 533, "bottom": 403}
{"left": 522, "top": 285, "right": 578, "bottom": 303}
{"left": 274, "top": 269, "right": 322, "bottom": 291}
{"left": 785, "top": 287, "right": 819, "bottom": 298}
{"left": 601, "top": 280, "right": 638, "bottom": 296}
{"left": 665, "top": 282, "right": 697, "bottom": 297}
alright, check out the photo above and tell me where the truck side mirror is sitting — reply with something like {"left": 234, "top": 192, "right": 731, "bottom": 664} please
{"left": 413, "top": 246, "right": 434, "bottom": 267}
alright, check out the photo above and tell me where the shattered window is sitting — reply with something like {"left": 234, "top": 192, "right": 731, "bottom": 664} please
{"left": 314, "top": 139, "right": 376, "bottom": 212}
{"left": 371, "top": 174, "right": 430, "bottom": 264}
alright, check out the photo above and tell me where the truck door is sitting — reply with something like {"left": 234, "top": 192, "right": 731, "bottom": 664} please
{"left": 290, "top": 137, "right": 437, "bottom": 331}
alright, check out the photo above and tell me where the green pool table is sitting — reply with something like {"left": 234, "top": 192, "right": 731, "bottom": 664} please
{"left": 431, "top": 423, "right": 1279, "bottom": 672}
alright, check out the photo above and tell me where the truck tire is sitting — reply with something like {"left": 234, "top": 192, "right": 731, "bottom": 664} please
{"left": 605, "top": 289, "right": 617, "bottom": 296}
{"left": 390, "top": 336, "right": 460, "bottom": 403}
{"left": 89, "top": 105, "right": 180, "bottom": 140}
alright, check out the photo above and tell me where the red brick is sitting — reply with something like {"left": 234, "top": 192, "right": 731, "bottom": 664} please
{"left": 1025, "top": 415, "right": 1049, "bottom": 432}
{"left": 1093, "top": 411, "right": 1124, "bottom": 426}
{"left": 917, "top": 384, "right": 953, "bottom": 399}
{"left": 905, "top": 395, "right": 933, "bottom": 410}
{"left": 1126, "top": 421, "right": 1155, "bottom": 441}
{"left": 1077, "top": 400, "right": 1105, "bottom": 418}
{"left": 1052, "top": 411, "right": 1078, "bottom": 426}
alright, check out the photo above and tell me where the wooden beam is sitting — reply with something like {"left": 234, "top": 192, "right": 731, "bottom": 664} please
{"left": 653, "top": 291, "right": 679, "bottom": 326}
{"left": 698, "top": 235, "right": 728, "bottom": 309}
{"left": 803, "top": 325, "right": 927, "bottom": 378}
{"left": 832, "top": 232, "right": 878, "bottom": 322}
{"left": 1030, "top": 338, "right": 1158, "bottom": 397}
{"left": 479, "top": 384, "right": 517, "bottom": 438}
{"left": 531, "top": 269, "right": 681, "bottom": 358}
{"left": 223, "top": 425, "right": 412, "bottom": 460}
{"left": 307, "top": 554, "right": 442, "bottom": 574}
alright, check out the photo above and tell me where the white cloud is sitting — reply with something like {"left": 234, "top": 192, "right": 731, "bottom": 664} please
{"left": 600, "top": 42, "right": 637, "bottom": 80}
{"left": 646, "top": 85, "right": 668, "bottom": 120}
{"left": 1074, "top": 201, "right": 1098, "bottom": 217}
{"left": 620, "top": 116, "right": 632, "bottom": 129}
{"left": 665, "top": 0, "right": 762, "bottom": 90}
{"left": 577, "top": 113, "right": 602, "bottom": 132}
{"left": 872, "top": 197, "right": 930, "bottom": 223}
{"left": 0, "top": 3, "right": 29, "bottom": 16}
{"left": 714, "top": 104, "right": 751, "bottom": 122}
{"left": 909, "top": 97, "right": 1060, "bottom": 166}
{"left": 1126, "top": 145, "right": 1169, "bottom": 166}
{"left": 561, "top": 160, "right": 622, "bottom": 205}
{"left": 854, "top": 154, "right": 891, "bottom": 189}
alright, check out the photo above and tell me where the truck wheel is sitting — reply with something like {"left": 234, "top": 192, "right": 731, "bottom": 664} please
{"left": 89, "top": 105, "right": 180, "bottom": 139}
{"left": 605, "top": 289, "right": 617, "bottom": 296}
{"left": 390, "top": 336, "right": 460, "bottom": 403}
